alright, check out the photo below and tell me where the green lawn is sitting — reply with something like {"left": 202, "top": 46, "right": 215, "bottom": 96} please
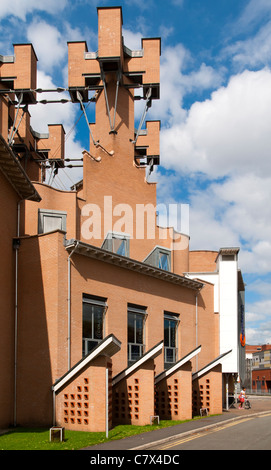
{"left": 0, "top": 416, "right": 206, "bottom": 450}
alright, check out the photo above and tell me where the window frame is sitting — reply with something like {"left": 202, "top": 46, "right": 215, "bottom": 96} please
{"left": 82, "top": 294, "right": 107, "bottom": 357}
{"left": 127, "top": 304, "right": 147, "bottom": 365}
{"left": 164, "top": 312, "right": 179, "bottom": 368}
{"left": 38, "top": 208, "right": 67, "bottom": 234}
{"left": 101, "top": 231, "right": 130, "bottom": 257}
{"left": 143, "top": 245, "right": 171, "bottom": 272}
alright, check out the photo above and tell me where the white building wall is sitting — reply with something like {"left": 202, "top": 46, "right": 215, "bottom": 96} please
{"left": 218, "top": 254, "right": 238, "bottom": 374}
{"left": 186, "top": 250, "right": 239, "bottom": 375}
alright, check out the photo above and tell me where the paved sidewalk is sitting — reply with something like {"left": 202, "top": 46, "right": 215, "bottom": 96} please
{"left": 83, "top": 395, "right": 271, "bottom": 451}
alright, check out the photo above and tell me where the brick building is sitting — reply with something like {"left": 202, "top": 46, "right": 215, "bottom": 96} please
{"left": 246, "top": 344, "right": 271, "bottom": 392}
{"left": 0, "top": 6, "right": 245, "bottom": 432}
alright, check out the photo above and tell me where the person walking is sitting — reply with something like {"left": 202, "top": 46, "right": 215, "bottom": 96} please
{"left": 239, "top": 387, "right": 247, "bottom": 409}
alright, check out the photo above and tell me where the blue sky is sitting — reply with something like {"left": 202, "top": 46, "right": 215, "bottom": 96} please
{"left": 1, "top": 0, "right": 271, "bottom": 345}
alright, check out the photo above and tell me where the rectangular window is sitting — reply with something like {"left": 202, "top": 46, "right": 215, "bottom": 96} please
{"left": 127, "top": 304, "right": 147, "bottom": 365}
{"left": 164, "top": 312, "right": 179, "bottom": 368}
{"left": 38, "top": 208, "right": 67, "bottom": 234}
{"left": 82, "top": 295, "right": 107, "bottom": 356}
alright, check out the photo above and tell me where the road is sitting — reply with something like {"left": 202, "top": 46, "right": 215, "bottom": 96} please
{"left": 149, "top": 412, "right": 271, "bottom": 450}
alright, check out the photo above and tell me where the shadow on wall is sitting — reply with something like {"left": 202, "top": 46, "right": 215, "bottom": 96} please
{"left": 16, "top": 234, "right": 57, "bottom": 427}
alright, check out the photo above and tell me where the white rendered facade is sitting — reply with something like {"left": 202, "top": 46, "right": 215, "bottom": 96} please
{"left": 186, "top": 248, "right": 245, "bottom": 383}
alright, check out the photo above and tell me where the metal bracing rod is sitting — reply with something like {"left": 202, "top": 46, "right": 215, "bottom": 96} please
{"left": 47, "top": 162, "right": 56, "bottom": 186}
{"left": 0, "top": 87, "right": 67, "bottom": 94}
{"left": 111, "top": 71, "right": 121, "bottom": 133}
{"left": 101, "top": 70, "right": 114, "bottom": 131}
{"left": 146, "top": 158, "right": 154, "bottom": 181}
{"left": 76, "top": 91, "right": 97, "bottom": 146}
{"left": 76, "top": 90, "right": 114, "bottom": 156}
{"left": 9, "top": 106, "right": 27, "bottom": 144}
{"left": 35, "top": 87, "right": 66, "bottom": 93}
{"left": 8, "top": 93, "right": 23, "bottom": 144}
{"left": 0, "top": 85, "right": 97, "bottom": 96}
{"left": 39, "top": 99, "right": 71, "bottom": 104}
{"left": 132, "top": 87, "right": 152, "bottom": 145}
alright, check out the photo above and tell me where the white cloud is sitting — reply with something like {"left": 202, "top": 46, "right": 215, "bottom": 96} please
{"left": 30, "top": 70, "right": 84, "bottom": 188}
{"left": 160, "top": 68, "right": 271, "bottom": 178}
{"left": 187, "top": 185, "right": 240, "bottom": 251}
{"left": 240, "top": 242, "right": 271, "bottom": 275}
{"left": 122, "top": 28, "right": 143, "bottom": 50}
{"left": 225, "top": 21, "right": 271, "bottom": 69}
{"left": 0, "top": 0, "right": 68, "bottom": 20}
{"left": 26, "top": 18, "right": 96, "bottom": 85}
{"left": 156, "top": 168, "right": 271, "bottom": 275}
{"left": 213, "top": 174, "right": 271, "bottom": 243}
{"left": 179, "top": 172, "right": 271, "bottom": 274}
{"left": 27, "top": 21, "right": 66, "bottom": 73}
{"left": 156, "top": 66, "right": 271, "bottom": 278}
{"left": 149, "top": 44, "right": 224, "bottom": 126}
{"left": 246, "top": 311, "right": 266, "bottom": 323}
{"left": 245, "top": 326, "right": 271, "bottom": 345}
{"left": 247, "top": 280, "right": 271, "bottom": 297}
{"left": 232, "top": 0, "right": 271, "bottom": 34}
{"left": 30, "top": 71, "right": 74, "bottom": 131}
{"left": 171, "top": 0, "right": 184, "bottom": 6}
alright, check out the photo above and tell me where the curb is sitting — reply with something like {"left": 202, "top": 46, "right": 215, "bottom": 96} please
{"left": 130, "top": 410, "right": 271, "bottom": 450}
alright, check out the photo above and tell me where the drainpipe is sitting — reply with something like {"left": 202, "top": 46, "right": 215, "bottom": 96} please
{"left": 14, "top": 198, "right": 26, "bottom": 427}
{"left": 67, "top": 241, "right": 78, "bottom": 370}
{"left": 195, "top": 286, "right": 203, "bottom": 372}
{"left": 105, "top": 367, "right": 109, "bottom": 438}
{"left": 195, "top": 292, "right": 198, "bottom": 372}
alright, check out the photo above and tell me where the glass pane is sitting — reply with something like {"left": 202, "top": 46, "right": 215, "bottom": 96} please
{"left": 136, "top": 315, "right": 143, "bottom": 344}
{"left": 164, "top": 319, "right": 170, "bottom": 347}
{"left": 131, "top": 344, "right": 141, "bottom": 361}
{"left": 165, "top": 348, "right": 174, "bottom": 363}
{"left": 83, "top": 303, "right": 93, "bottom": 339}
{"left": 170, "top": 321, "right": 176, "bottom": 347}
{"left": 43, "top": 215, "right": 63, "bottom": 232}
{"left": 93, "top": 306, "right": 104, "bottom": 340}
{"left": 113, "top": 238, "right": 126, "bottom": 256}
{"left": 159, "top": 252, "right": 169, "bottom": 271}
{"left": 83, "top": 339, "right": 99, "bottom": 356}
{"left": 128, "top": 313, "right": 135, "bottom": 343}
{"left": 87, "top": 340, "right": 99, "bottom": 354}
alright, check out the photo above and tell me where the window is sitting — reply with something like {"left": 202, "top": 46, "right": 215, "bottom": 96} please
{"left": 144, "top": 246, "right": 171, "bottom": 272}
{"left": 158, "top": 251, "right": 170, "bottom": 270}
{"left": 164, "top": 312, "right": 179, "bottom": 368}
{"left": 82, "top": 295, "right": 107, "bottom": 356}
{"left": 127, "top": 304, "right": 147, "bottom": 365}
{"left": 38, "top": 208, "right": 67, "bottom": 234}
{"left": 101, "top": 232, "right": 130, "bottom": 257}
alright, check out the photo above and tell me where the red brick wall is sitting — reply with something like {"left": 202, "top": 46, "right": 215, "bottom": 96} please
{"left": 192, "top": 365, "right": 223, "bottom": 416}
{"left": 16, "top": 231, "right": 68, "bottom": 426}
{"left": 0, "top": 171, "right": 19, "bottom": 427}
{"left": 55, "top": 356, "right": 112, "bottom": 432}
{"left": 113, "top": 359, "right": 156, "bottom": 426}
{"left": 189, "top": 251, "right": 218, "bottom": 273}
{"left": 155, "top": 362, "right": 192, "bottom": 421}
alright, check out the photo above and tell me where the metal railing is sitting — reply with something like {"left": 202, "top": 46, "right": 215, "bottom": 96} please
{"left": 164, "top": 346, "right": 177, "bottom": 366}
{"left": 128, "top": 343, "right": 144, "bottom": 364}
{"left": 245, "top": 388, "right": 271, "bottom": 396}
